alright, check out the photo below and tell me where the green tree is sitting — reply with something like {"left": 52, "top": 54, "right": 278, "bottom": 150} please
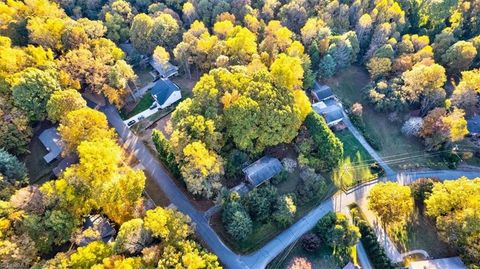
{"left": 114, "top": 218, "right": 152, "bottom": 255}
{"left": 441, "top": 41, "right": 478, "bottom": 74}
{"left": 11, "top": 67, "right": 61, "bottom": 121}
{"left": 273, "top": 194, "right": 297, "bottom": 228}
{"left": 69, "top": 241, "right": 113, "bottom": 269}
{"left": 242, "top": 185, "right": 277, "bottom": 223}
{"left": 46, "top": 89, "right": 86, "bottom": 122}
{"left": 129, "top": 13, "right": 153, "bottom": 54}
{"left": 0, "top": 149, "right": 27, "bottom": 183}
{"left": 222, "top": 201, "right": 252, "bottom": 241}
{"left": 144, "top": 207, "right": 191, "bottom": 244}
{"left": 319, "top": 54, "right": 337, "bottom": 78}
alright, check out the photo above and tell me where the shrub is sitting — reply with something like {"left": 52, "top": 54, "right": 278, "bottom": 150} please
{"left": 295, "top": 171, "right": 328, "bottom": 205}
{"left": 301, "top": 233, "right": 321, "bottom": 252}
{"left": 222, "top": 201, "right": 252, "bottom": 241}
{"left": 0, "top": 149, "right": 27, "bottom": 183}
{"left": 401, "top": 117, "right": 423, "bottom": 137}
{"left": 271, "top": 170, "right": 289, "bottom": 185}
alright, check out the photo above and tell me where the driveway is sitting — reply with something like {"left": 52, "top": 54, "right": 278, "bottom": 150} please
{"left": 101, "top": 104, "right": 479, "bottom": 269}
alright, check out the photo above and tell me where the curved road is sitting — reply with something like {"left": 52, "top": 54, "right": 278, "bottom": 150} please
{"left": 102, "top": 105, "right": 479, "bottom": 269}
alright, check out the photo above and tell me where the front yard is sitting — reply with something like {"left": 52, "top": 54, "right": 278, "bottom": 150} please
{"left": 326, "top": 66, "right": 449, "bottom": 170}
{"left": 267, "top": 240, "right": 339, "bottom": 269}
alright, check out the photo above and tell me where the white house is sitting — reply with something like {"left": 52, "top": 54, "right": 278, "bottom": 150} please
{"left": 151, "top": 78, "right": 182, "bottom": 109}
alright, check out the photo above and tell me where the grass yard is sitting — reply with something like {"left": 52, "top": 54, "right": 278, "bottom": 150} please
{"left": 336, "top": 129, "right": 374, "bottom": 164}
{"left": 133, "top": 65, "right": 155, "bottom": 88}
{"left": 120, "top": 93, "right": 154, "bottom": 119}
{"left": 267, "top": 240, "right": 340, "bottom": 269}
{"left": 24, "top": 130, "right": 60, "bottom": 184}
{"left": 396, "top": 210, "right": 457, "bottom": 259}
{"left": 326, "top": 66, "right": 448, "bottom": 170}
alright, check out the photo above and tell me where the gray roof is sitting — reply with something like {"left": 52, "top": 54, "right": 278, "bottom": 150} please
{"left": 151, "top": 79, "right": 179, "bottom": 105}
{"left": 314, "top": 104, "right": 344, "bottom": 125}
{"left": 53, "top": 155, "right": 78, "bottom": 177}
{"left": 312, "top": 83, "right": 334, "bottom": 100}
{"left": 38, "top": 127, "right": 62, "bottom": 163}
{"left": 467, "top": 115, "right": 480, "bottom": 134}
{"left": 79, "top": 215, "right": 115, "bottom": 246}
{"left": 242, "top": 156, "right": 283, "bottom": 187}
{"left": 150, "top": 58, "right": 179, "bottom": 78}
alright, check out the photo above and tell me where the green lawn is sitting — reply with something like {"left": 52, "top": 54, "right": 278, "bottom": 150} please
{"left": 121, "top": 93, "right": 154, "bottom": 119}
{"left": 326, "top": 66, "right": 448, "bottom": 170}
{"left": 267, "top": 241, "right": 340, "bottom": 269}
{"left": 336, "top": 129, "right": 374, "bottom": 164}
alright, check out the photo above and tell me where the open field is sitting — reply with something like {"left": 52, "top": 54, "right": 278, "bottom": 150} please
{"left": 326, "top": 66, "right": 448, "bottom": 170}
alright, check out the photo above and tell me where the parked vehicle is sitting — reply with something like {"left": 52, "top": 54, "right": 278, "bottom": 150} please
{"left": 127, "top": 120, "right": 136, "bottom": 127}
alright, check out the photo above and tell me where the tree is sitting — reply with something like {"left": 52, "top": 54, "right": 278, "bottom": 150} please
{"left": 225, "top": 26, "right": 257, "bottom": 64}
{"left": 46, "top": 89, "right": 86, "bottom": 122}
{"left": 150, "top": 13, "right": 181, "bottom": 51}
{"left": 180, "top": 141, "right": 223, "bottom": 198}
{"left": 11, "top": 67, "right": 61, "bottom": 121}
{"left": 401, "top": 62, "right": 446, "bottom": 113}
{"left": 441, "top": 108, "right": 469, "bottom": 142}
{"left": 0, "top": 149, "right": 27, "bottom": 183}
{"left": 129, "top": 14, "right": 154, "bottom": 54}
{"left": 69, "top": 241, "right": 113, "bottom": 269}
{"left": 315, "top": 212, "right": 360, "bottom": 260}
{"left": 270, "top": 53, "right": 304, "bottom": 91}
{"left": 401, "top": 117, "right": 423, "bottom": 137}
{"left": 58, "top": 108, "right": 115, "bottom": 153}
{"left": 222, "top": 201, "right": 252, "bottom": 241}
{"left": 368, "top": 182, "right": 413, "bottom": 230}
{"left": 319, "top": 54, "right": 337, "bottom": 78}
{"left": 114, "top": 218, "right": 152, "bottom": 255}
{"left": 273, "top": 194, "right": 297, "bottom": 228}
{"left": 441, "top": 41, "right": 477, "bottom": 74}
{"left": 303, "top": 112, "right": 344, "bottom": 171}
{"left": 144, "top": 207, "right": 191, "bottom": 244}
{"left": 242, "top": 185, "right": 277, "bottom": 223}
{"left": 102, "top": 0, "right": 133, "bottom": 44}
{"left": 301, "top": 233, "right": 321, "bottom": 252}
{"left": 0, "top": 234, "right": 38, "bottom": 268}
{"left": 366, "top": 57, "right": 392, "bottom": 79}
{"left": 27, "top": 17, "right": 66, "bottom": 51}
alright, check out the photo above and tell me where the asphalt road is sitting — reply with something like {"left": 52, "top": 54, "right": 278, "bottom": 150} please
{"left": 102, "top": 104, "right": 479, "bottom": 269}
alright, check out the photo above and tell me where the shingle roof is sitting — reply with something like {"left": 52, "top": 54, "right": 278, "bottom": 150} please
{"left": 323, "top": 105, "right": 344, "bottom": 124}
{"left": 312, "top": 83, "right": 334, "bottom": 100}
{"left": 151, "top": 79, "right": 179, "bottom": 106}
{"left": 150, "top": 58, "right": 179, "bottom": 78}
{"left": 467, "top": 115, "right": 480, "bottom": 134}
{"left": 242, "top": 156, "right": 283, "bottom": 187}
{"left": 79, "top": 215, "right": 115, "bottom": 246}
{"left": 38, "top": 127, "right": 62, "bottom": 163}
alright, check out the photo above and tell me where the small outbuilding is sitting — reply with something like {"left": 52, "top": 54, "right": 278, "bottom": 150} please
{"left": 242, "top": 156, "right": 283, "bottom": 188}
{"left": 408, "top": 257, "right": 466, "bottom": 269}
{"left": 38, "top": 127, "right": 62, "bottom": 163}
{"left": 312, "top": 83, "right": 334, "bottom": 102}
{"left": 150, "top": 78, "right": 182, "bottom": 109}
{"left": 150, "top": 58, "right": 179, "bottom": 78}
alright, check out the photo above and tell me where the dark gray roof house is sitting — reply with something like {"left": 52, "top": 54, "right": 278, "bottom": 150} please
{"left": 150, "top": 78, "right": 181, "bottom": 108}
{"left": 242, "top": 156, "right": 283, "bottom": 188}
{"left": 38, "top": 127, "right": 62, "bottom": 163}
{"left": 312, "top": 83, "right": 334, "bottom": 101}
{"left": 78, "top": 215, "right": 115, "bottom": 246}
{"left": 52, "top": 155, "right": 78, "bottom": 177}
{"left": 312, "top": 102, "right": 344, "bottom": 126}
{"left": 467, "top": 115, "right": 480, "bottom": 135}
{"left": 150, "top": 58, "right": 179, "bottom": 78}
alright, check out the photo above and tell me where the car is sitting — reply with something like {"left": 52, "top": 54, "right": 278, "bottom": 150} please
{"left": 127, "top": 120, "right": 136, "bottom": 127}
{"left": 149, "top": 103, "right": 158, "bottom": 110}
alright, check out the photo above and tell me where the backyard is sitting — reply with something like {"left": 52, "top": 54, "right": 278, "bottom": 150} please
{"left": 267, "top": 240, "right": 339, "bottom": 269}
{"left": 325, "top": 66, "right": 449, "bottom": 170}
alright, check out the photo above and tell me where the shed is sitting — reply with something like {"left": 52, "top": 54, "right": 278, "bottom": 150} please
{"left": 38, "top": 127, "right": 62, "bottom": 163}
{"left": 242, "top": 156, "right": 283, "bottom": 188}
{"left": 312, "top": 82, "right": 334, "bottom": 101}
{"left": 150, "top": 58, "right": 179, "bottom": 78}
{"left": 408, "top": 257, "right": 466, "bottom": 269}
{"left": 150, "top": 78, "right": 182, "bottom": 109}
{"left": 467, "top": 115, "right": 480, "bottom": 136}
{"left": 78, "top": 215, "right": 115, "bottom": 246}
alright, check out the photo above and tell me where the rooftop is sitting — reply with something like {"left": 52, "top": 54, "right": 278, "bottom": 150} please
{"left": 312, "top": 82, "right": 334, "bottom": 100}
{"left": 408, "top": 257, "right": 466, "bottom": 269}
{"left": 242, "top": 156, "right": 283, "bottom": 188}
{"left": 151, "top": 78, "right": 180, "bottom": 106}
{"left": 38, "top": 127, "right": 62, "bottom": 163}
{"left": 150, "top": 58, "right": 179, "bottom": 78}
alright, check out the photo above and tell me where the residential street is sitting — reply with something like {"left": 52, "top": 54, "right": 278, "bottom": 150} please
{"left": 102, "top": 104, "right": 479, "bottom": 269}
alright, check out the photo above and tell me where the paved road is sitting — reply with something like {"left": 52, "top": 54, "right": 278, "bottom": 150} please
{"left": 102, "top": 105, "right": 479, "bottom": 269}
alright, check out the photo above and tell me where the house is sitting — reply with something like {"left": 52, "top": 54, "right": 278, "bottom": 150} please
{"left": 312, "top": 82, "right": 335, "bottom": 102}
{"left": 150, "top": 78, "right": 182, "bottom": 109}
{"left": 242, "top": 156, "right": 283, "bottom": 188}
{"left": 52, "top": 155, "right": 78, "bottom": 177}
{"left": 467, "top": 115, "right": 480, "bottom": 136}
{"left": 78, "top": 215, "right": 115, "bottom": 246}
{"left": 408, "top": 257, "right": 466, "bottom": 269}
{"left": 312, "top": 102, "right": 344, "bottom": 126}
{"left": 149, "top": 58, "right": 179, "bottom": 78}
{"left": 38, "top": 127, "right": 62, "bottom": 163}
